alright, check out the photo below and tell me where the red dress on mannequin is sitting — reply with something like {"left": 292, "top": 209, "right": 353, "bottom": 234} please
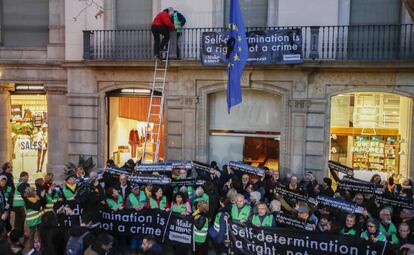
{"left": 129, "top": 129, "right": 140, "bottom": 158}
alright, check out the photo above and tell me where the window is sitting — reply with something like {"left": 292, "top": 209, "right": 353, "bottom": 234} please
{"left": 1, "top": 0, "right": 49, "bottom": 47}
{"left": 350, "top": 0, "right": 401, "bottom": 25}
{"left": 224, "top": 0, "right": 268, "bottom": 27}
{"left": 116, "top": 0, "right": 153, "bottom": 29}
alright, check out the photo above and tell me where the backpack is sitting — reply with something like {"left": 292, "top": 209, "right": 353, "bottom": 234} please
{"left": 65, "top": 231, "right": 89, "bottom": 255}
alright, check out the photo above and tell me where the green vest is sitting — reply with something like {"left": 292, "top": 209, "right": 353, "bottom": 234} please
{"left": 44, "top": 193, "right": 58, "bottom": 213}
{"left": 25, "top": 208, "right": 42, "bottom": 227}
{"left": 172, "top": 203, "right": 187, "bottom": 214}
{"left": 361, "top": 231, "right": 387, "bottom": 242}
{"left": 127, "top": 191, "right": 147, "bottom": 207}
{"left": 63, "top": 186, "right": 77, "bottom": 200}
{"left": 194, "top": 216, "right": 208, "bottom": 244}
{"left": 13, "top": 182, "right": 25, "bottom": 207}
{"left": 339, "top": 227, "right": 357, "bottom": 236}
{"left": 192, "top": 193, "right": 209, "bottom": 211}
{"left": 231, "top": 204, "right": 251, "bottom": 222}
{"left": 213, "top": 212, "right": 222, "bottom": 232}
{"left": 379, "top": 223, "right": 399, "bottom": 244}
{"left": 251, "top": 214, "right": 273, "bottom": 228}
{"left": 106, "top": 194, "right": 123, "bottom": 210}
{"left": 4, "top": 186, "right": 12, "bottom": 203}
{"left": 149, "top": 196, "right": 167, "bottom": 210}
{"left": 173, "top": 12, "right": 182, "bottom": 32}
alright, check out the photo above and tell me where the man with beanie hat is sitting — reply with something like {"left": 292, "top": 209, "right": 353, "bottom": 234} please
{"left": 321, "top": 177, "right": 334, "bottom": 197}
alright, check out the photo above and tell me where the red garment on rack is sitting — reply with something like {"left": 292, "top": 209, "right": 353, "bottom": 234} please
{"left": 129, "top": 129, "right": 140, "bottom": 158}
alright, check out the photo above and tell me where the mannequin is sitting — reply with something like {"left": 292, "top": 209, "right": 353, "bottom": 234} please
{"left": 129, "top": 128, "right": 140, "bottom": 158}
{"left": 36, "top": 124, "right": 48, "bottom": 173}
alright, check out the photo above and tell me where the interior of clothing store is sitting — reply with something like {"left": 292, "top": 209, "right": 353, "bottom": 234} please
{"left": 10, "top": 94, "right": 48, "bottom": 180}
{"left": 107, "top": 95, "right": 164, "bottom": 166}
{"left": 329, "top": 92, "right": 413, "bottom": 180}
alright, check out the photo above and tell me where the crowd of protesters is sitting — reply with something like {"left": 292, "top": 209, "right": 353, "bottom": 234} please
{"left": 0, "top": 159, "right": 413, "bottom": 255}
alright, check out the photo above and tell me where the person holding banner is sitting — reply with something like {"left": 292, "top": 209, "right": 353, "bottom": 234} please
{"left": 193, "top": 200, "right": 209, "bottom": 255}
{"left": 105, "top": 187, "right": 124, "bottom": 211}
{"left": 360, "top": 219, "right": 387, "bottom": 243}
{"left": 126, "top": 186, "right": 146, "bottom": 211}
{"left": 23, "top": 186, "right": 44, "bottom": 250}
{"left": 147, "top": 186, "right": 169, "bottom": 211}
{"left": 171, "top": 192, "right": 191, "bottom": 216}
{"left": 379, "top": 207, "right": 399, "bottom": 244}
{"left": 249, "top": 202, "right": 275, "bottom": 228}
{"left": 231, "top": 194, "right": 251, "bottom": 223}
{"left": 339, "top": 213, "right": 359, "bottom": 236}
{"left": 192, "top": 187, "right": 209, "bottom": 211}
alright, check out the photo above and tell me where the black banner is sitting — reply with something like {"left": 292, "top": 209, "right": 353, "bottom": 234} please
{"left": 229, "top": 161, "right": 265, "bottom": 177}
{"left": 57, "top": 201, "right": 82, "bottom": 227}
{"left": 375, "top": 195, "right": 414, "bottom": 210}
{"left": 337, "top": 179, "right": 383, "bottom": 195}
{"left": 230, "top": 221, "right": 387, "bottom": 255}
{"left": 105, "top": 166, "right": 131, "bottom": 176}
{"left": 328, "top": 160, "right": 354, "bottom": 176}
{"left": 273, "top": 185, "right": 318, "bottom": 206}
{"left": 317, "top": 196, "right": 365, "bottom": 214}
{"left": 274, "top": 213, "right": 315, "bottom": 231}
{"left": 201, "top": 29, "right": 303, "bottom": 65}
{"left": 192, "top": 161, "right": 211, "bottom": 173}
{"left": 128, "top": 174, "right": 171, "bottom": 185}
{"left": 99, "top": 208, "right": 192, "bottom": 247}
{"left": 135, "top": 163, "right": 173, "bottom": 172}
{"left": 171, "top": 179, "right": 205, "bottom": 187}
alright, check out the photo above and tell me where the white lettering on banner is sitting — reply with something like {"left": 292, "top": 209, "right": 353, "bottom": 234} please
{"left": 232, "top": 227, "right": 361, "bottom": 255}
{"left": 168, "top": 232, "right": 191, "bottom": 244}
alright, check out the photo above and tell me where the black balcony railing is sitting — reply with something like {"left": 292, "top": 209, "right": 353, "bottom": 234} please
{"left": 83, "top": 24, "right": 414, "bottom": 61}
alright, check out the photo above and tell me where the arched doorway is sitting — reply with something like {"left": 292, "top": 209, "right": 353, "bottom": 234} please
{"left": 329, "top": 92, "right": 413, "bottom": 180}
{"left": 208, "top": 90, "right": 282, "bottom": 171}
{"left": 104, "top": 88, "right": 164, "bottom": 166}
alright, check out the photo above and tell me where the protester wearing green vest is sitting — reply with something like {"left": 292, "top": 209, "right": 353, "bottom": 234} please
{"left": 13, "top": 171, "right": 30, "bottom": 239}
{"left": 147, "top": 186, "right": 169, "bottom": 210}
{"left": 379, "top": 208, "right": 399, "bottom": 244}
{"left": 361, "top": 219, "right": 387, "bottom": 242}
{"left": 231, "top": 194, "right": 251, "bottom": 223}
{"left": 171, "top": 9, "right": 186, "bottom": 59}
{"left": 250, "top": 202, "right": 275, "bottom": 228}
{"left": 339, "top": 213, "right": 358, "bottom": 236}
{"left": 171, "top": 192, "right": 191, "bottom": 215}
{"left": 126, "top": 186, "right": 147, "bottom": 210}
{"left": 106, "top": 187, "right": 124, "bottom": 211}
{"left": 63, "top": 174, "right": 78, "bottom": 201}
{"left": 193, "top": 200, "right": 209, "bottom": 255}
{"left": 24, "top": 186, "right": 44, "bottom": 250}
{"left": 192, "top": 187, "right": 209, "bottom": 211}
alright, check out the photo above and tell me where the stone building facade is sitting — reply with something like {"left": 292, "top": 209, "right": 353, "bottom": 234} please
{"left": 1, "top": 0, "right": 414, "bottom": 180}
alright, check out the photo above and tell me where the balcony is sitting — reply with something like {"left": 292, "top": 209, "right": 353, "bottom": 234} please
{"left": 83, "top": 24, "right": 414, "bottom": 62}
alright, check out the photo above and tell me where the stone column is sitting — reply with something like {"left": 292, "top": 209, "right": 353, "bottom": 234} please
{"left": 45, "top": 85, "right": 68, "bottom": 180}
{"left": 48, "top": 0, "right": 65, "bottom": 59}
{"left": 0, "top": 84, "right": 14, "bottom": 165}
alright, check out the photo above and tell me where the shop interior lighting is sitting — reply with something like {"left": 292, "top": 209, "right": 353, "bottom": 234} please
{"left": 121, "top": 89, "right": 151, "bottom": 95}
{"left": 15, "top": 85, "right": 44, "bottom": 91}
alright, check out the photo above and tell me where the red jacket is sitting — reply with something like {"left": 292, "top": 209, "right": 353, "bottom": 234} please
{"left": 152, "top": 11, "right": 175, "bottom": 30}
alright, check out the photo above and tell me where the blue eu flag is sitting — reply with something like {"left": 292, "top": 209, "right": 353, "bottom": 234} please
{"left": 226, "top": 0, "right": 248, "bottom": 113}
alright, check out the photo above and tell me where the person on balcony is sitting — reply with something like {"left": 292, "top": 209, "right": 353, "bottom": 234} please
{"left": 151, "top": 7, "right": 175, "bottom": 59}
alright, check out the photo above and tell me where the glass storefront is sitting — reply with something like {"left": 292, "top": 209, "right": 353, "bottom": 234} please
{"left": 106, "top": 91, "right": 164, "bottom": 166}
{"left": 208, "top": 90, "right": 281, "bottom": 171}
{"left": 10, "top": 94, "right": 48, "bottom": 180}
{"left": 330, "top": 92, "right": 412, "bottom": 180}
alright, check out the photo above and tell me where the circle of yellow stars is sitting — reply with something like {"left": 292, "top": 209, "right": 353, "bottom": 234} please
{"left": 227, "top": 23, "right": 244, "bottom": 68}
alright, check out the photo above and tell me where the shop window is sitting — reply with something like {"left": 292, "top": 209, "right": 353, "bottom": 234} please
{"left": 10, "top": 94, "right": 48, "bottom": 180}
{"left": 224, "top": 0, "right": 268, "bottom": 27}
{"left": 330, "top": 92, "right": 412, "bottom": 180}
{"left": 208, "top": 90, "right": 281, "bottom": 171}
{"left": 1, "top": 0, "right": 49, "bottom": 47}
{"left": 107, "top": 95, "right": 164, "bottom": 166}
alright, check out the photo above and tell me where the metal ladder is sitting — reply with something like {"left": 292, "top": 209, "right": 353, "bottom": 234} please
{"left": 142, "top": 44, "right": 170, "bottom": 163}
